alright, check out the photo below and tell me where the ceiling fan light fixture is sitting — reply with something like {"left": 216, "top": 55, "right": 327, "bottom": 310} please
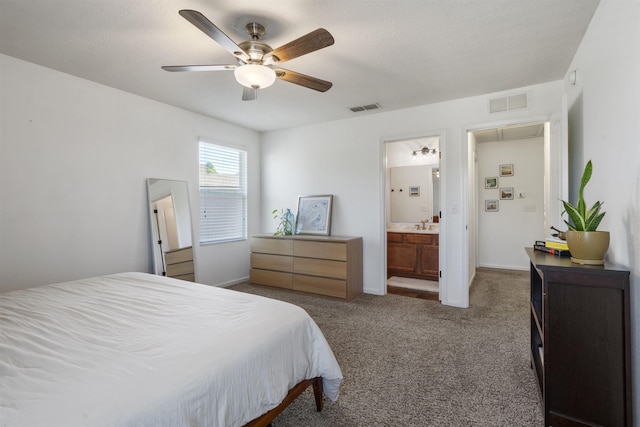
{"left": 234, "top": 64, "right": 276, "bottom": 89}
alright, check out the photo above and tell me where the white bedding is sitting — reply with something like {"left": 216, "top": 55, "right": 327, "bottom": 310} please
{"left": 0, "top": 272, "right": 342, "bottom": 427}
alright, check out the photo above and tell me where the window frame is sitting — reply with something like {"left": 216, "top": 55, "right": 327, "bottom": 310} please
{"left": 198, "top": 139, "right": 248, "bottom": 245}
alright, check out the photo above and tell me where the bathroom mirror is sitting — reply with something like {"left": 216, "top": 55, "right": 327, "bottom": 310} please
{"left": 146, "top": 179, "right": 195, "bottom": 281}
{"left": 389, "top": 165, "right": 439, "bottom": 222}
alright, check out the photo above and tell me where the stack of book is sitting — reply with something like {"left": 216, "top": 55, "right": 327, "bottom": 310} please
{"left": 534, "top": 238, "right": 571, "bottom": 257}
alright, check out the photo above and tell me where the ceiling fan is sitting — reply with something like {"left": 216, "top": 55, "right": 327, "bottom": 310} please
{"left": 162, "top": 10, "right": 335, "bottom": 101}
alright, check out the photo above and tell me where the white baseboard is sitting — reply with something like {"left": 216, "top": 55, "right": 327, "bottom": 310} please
{"left": 477, "top": 263, "right": 528, "bottom": 272}
{"left": 215, "top": 276, "right": 250, "bottom": 288}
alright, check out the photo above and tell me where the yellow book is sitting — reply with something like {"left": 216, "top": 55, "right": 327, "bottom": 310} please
{"left": 545, "top": 240, "right": 569, "bottom": 250}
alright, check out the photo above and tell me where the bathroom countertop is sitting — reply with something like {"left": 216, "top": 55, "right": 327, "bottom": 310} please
{"left": 387, "top": 223, "right": 439, "bottom": 234}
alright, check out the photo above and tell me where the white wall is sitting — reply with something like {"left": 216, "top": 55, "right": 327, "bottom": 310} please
{"left": 260, "top": 80, "right": 564, "bottom": 307}
{"left": 0, "top": 54, "right": 261, "bottom": 291}
{"left": 562, "top": 0, "right": 640, "bottom": 416}
{"left": 476, "top": 137, "right": 545, "bottom": 270}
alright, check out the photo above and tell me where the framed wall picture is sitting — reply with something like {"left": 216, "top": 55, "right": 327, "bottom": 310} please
{"left": 295, "top": 194, "right": 333, "bottom": 235}
{"left": 500, "top": 164, "right": 514, "bottom": 177}
{"left": 485, "top": 199, "right": 499, "bottom": 212}
{"left": 485, "top": 177, "right": 498, "bottom": 189}
{"left": 500, "top": 187, "right": 514, "bottom": 200}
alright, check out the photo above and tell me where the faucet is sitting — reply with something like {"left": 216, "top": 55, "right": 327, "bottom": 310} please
{"left": 420, "top": 219, "right": 427, "bottom": 230}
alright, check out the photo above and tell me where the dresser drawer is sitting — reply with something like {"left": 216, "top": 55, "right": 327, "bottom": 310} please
{"left": 250, "top": 269, "right": 292, "bottom": 289}
{"left": 166, "top": 261, "right": 194, "bottom": 277}
{"left": 251, "top": 237, "right": 293, "bottom": 255}
{"left": 294, "top": 241, "right": 346, "bottom": 261}
{"left": 406, "top": 234, "right": 438, "bottom": 245}
{"left": 165, "top": 246, "right": 193, "bottom": 264}
{"left": 293, "top": 275, "right": 346, "bottom": 299}
{"left": 251, "top": 253, "right": 293, "bottom": 272}
{"left": 387, "top": 232, "right": 405, "bottom": 243}
{"left": 294, "top": 257, "right": 347, "bottom": 279}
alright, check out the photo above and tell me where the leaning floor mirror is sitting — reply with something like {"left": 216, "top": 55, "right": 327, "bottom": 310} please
{"left": 146, "top": 178, "right": 196, "bottom": 282}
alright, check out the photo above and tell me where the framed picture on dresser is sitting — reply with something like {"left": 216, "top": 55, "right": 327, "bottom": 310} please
{"left": 295, "top": 194, "right": 333, "bottom": 235}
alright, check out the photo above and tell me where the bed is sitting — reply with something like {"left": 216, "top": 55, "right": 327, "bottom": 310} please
{"left": 0, "top": 272, "right": 342, "bottom": 426}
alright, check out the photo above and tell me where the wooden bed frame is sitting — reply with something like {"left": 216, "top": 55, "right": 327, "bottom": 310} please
{"left": 244, "top": 377, "right": 324, "bottom": 427}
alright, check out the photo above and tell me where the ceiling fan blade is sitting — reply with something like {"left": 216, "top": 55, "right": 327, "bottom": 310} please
{"left": 242, "top": 86, "right": 258, "bottom": 101}
{"left": 161, "top": 65, "right": 236, "bottom": 72}
{"left": 267, "top": 29, "right": 334, "bottom": 64}
{"left": 178, "top": 10, "right": 249, "bottom": 62}
{"left": 274, "top": 68, "right": 332, "bottom": 92}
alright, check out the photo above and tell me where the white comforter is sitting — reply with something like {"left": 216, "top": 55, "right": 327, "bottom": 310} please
{"left": 0, "top": 273, "right": 342, "bottom": 427}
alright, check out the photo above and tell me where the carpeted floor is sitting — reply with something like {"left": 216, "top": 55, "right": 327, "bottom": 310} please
{"left": 229, "top": 268, "right": 543, "bottom": 426}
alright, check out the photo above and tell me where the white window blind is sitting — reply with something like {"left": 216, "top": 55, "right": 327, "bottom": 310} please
{"left": 198, "top": 141, "right": 247, "bottom": 244}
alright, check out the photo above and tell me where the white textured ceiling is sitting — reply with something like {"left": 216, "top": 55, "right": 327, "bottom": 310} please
{"left": 0, "top": 0, "right": 600, "bottom": 132}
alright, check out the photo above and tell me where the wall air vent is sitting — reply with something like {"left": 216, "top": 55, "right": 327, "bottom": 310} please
{"left": 349, "top": 103, "right": 381, "bottom": 113}
{"left": 489, "top": 93, "right": 528, "bottom": 113}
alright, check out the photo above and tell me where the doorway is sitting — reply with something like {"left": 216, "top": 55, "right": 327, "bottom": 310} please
{"left": 385, "top": 136, "right": 441, "bottom": 299}
{"left": 470, "top": 122, "right": 549, "bottom": 271}
{"left": 154, "top": 195, "right": 179, "bottom": 251}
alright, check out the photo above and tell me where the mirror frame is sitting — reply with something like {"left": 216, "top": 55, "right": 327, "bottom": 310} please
{"left": 146, "top": 178, "right": 195, "bottom": 280}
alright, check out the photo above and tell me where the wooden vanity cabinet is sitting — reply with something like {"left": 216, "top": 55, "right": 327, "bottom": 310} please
{"left": 387, "top": 232, "right": 439, "bottom": 281}
{"left": 387, "top": 233, "right": 416, "bottom": 273}
{"left": 418, "top": 244, "right": 439, "bottom": 277}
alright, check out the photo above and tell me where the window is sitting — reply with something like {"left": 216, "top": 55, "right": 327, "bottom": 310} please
{"left": 198, "top": 140, "right": 247, "bottom": 244}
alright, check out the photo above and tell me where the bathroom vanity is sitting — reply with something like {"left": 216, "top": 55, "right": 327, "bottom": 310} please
{"left": 387, "top": 224, "right": 439, "bottom": 281}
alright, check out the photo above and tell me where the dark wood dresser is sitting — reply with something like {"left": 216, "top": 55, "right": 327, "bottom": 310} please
{"left": 526, "top": 247, "right": 631, "bottom": 426}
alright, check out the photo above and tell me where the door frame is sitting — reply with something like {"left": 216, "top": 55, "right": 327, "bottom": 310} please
{"left": 380, "top": 130, "right": 447, "bottom": 301}
{"left": 463, "top": 108, "right": 568, "bottom": 275}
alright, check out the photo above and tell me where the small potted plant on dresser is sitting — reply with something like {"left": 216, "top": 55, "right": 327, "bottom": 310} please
{"left": 561, "top": 160, "right": 609, "bottom": 265}
{"left": 272, "top": 208, "right": 295, "bottom": 236}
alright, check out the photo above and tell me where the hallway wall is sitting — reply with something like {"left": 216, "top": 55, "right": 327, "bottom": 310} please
{"left": 476, "top": 137, "right": 545, "bottom": 270}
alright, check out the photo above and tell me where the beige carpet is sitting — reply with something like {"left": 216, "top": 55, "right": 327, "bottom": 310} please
{"left": 230, "top": 268, "right": 543, "bottom": 426}
{"left": 387, "top": 276, "right": 439, "bottom": 293}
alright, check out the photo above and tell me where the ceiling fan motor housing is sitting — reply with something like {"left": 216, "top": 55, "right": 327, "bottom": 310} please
{"left": 238, "top": 40, "right": 273, "bottom": 63}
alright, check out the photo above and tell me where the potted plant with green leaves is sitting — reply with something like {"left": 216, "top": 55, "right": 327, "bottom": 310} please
{"left": 272, "top": 208, "right": 295, "bottom": 236}
{"left": 561, "top": 160, "right": 609, "bottom": 265}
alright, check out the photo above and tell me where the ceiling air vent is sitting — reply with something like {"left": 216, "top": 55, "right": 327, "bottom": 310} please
{"left": 349, "top": 103, "right": 381, "bottom": 113}
{"left": 489, "top": 93, "right": 528, "bottom": 113}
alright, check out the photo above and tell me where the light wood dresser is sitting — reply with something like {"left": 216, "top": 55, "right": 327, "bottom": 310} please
{"left": 164, "top": 246, "right": 195, "bottom": 282}
{"left": 250, "top": 235, "right": 363, "bottom": 300}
